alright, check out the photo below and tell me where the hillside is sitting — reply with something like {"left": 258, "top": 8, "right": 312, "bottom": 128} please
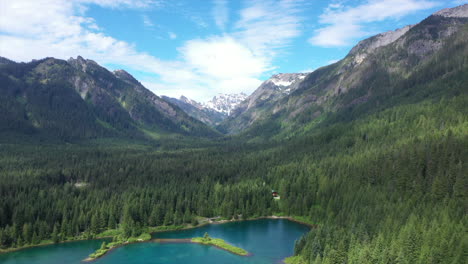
{"left": 219, "top": 7, "right": 468, "bottom": 141}
{"left": 0, "top": 56, "right": 218, "bottom": 141}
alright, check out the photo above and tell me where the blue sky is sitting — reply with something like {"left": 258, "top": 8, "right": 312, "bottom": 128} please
{"left": 0, "top": 0, "right": 466, "bottom": 101}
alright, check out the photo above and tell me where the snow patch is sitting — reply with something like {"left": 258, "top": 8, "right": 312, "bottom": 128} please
{"left": 271, "top": 79, "right": 293, "bottom": 87}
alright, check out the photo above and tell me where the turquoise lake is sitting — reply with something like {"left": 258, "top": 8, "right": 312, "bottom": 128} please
{"left": 0, "top": 219, "right": 310, "bottom": 264}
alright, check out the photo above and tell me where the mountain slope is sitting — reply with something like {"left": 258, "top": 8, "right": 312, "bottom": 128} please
{"left": 218, "top": 73, "right": 307, "bottom": 133}
{"left": 219, "top": 5, "right": 468, "bottom": 139}
{"left": 0, "top": 56, "right": 217, "bottom": 141}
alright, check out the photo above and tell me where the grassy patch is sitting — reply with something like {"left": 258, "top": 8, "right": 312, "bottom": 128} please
{"left": 148, "top": 225, "right": 185, "bottom": 233}
{"left": 192, "top": 234, "right": 248, "bottom": 256}
{"left": 290, "top": 216, "right": 317, "bottom": 226}
{"left": 95, "top": 229, "right": 121, "bottom": 238}
{"left": 284, "top": 255, "right": 307, "bottom": 264}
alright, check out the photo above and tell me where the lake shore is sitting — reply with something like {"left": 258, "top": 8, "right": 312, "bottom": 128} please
{"left": 212, "top": 215, "right": 316, "bottom": 228}
{"left": 84, "top": 235, "right": 252, "bottom": 262}
{"left": 0, "top": 215, "right": 313, "bottom": 258}
{"left": 155, "top": 238, "right": 251, "bottom": 257}
{"left": 0, "top": 238, "right": 110, "bottom": 255}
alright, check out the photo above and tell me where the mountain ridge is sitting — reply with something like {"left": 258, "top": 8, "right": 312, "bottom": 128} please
{"left": 0, "top": 56, "right": 218, "bottom": 141}
{"left": 163, "top": 93, "right": 247, "bottom": 126}
{"left": 217, "top": 5, "right": 468, "bottom": 137}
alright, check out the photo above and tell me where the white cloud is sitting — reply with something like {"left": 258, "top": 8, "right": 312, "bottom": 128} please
{"left": 142, "top": 15, "right": 154, "bottom": 27}
{"left": 140, "top": 36, "right": 268, "bottom": 100}
{"left": 309, "top": 0, "right": 440, "bottom": 47}
{"left": 78, "top": 0, "right": 159, "bottom": 9}
{"left": 0, "top": 0, "right": 304, "bottom": 102}
{"left": 168, "top": 32, "right": 177, "bottom": 39}
{"left": 234, "top": 0, "right": 303, "bottom": 57}
{"left": 0, "top": 0, "right": 167, "bottom": 75}
{"left": 189, "top": 15, "right": 208, "bottom": 28}
{"left": 213, "top": 0, "right": 229, "bottom": 31}
{"left": 180, "top": 36, "right": 269, "bottom": 79}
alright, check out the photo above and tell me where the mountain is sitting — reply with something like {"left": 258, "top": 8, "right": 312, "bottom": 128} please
{"left": 163, "top": 93, "right": 247, "bottom": 126}
{"left": 0, "top": 56, "right": 217, "bottom": 141}
{"left": 218, "top": 73, "right": 307, "bottom": 133}
{"left": 203, "top": 93, "right": 247, "bottom": 116}
{"left": 219, "top": 4, "right": 468, "bottom": 138}
{"left": 162, "top": 95, "right": 226, "bottom": 126}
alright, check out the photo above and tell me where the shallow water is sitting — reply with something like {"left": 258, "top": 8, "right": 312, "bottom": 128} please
{"left": 0, "top": 219, "right": 310, "bottom": 264}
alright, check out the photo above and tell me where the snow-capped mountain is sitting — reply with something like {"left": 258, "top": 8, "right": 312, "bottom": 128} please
{"left": 162, "top": 93, "right": 247, "bottom": 127}
{"left": 218, "top": 73, "right": 309, "bottom": 133}
{"left": 230, "top": 73, "right": 308, "bottom": 117}
{"left": 203, "top": 93, "right": 248, "bottom": 115}
{"left": 266, "top": 73, "right": 308, "bottom": 95}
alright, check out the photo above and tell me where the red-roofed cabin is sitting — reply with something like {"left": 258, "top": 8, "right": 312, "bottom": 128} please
{"left": 272, "top": 191, "right": 279, "bottom": 197}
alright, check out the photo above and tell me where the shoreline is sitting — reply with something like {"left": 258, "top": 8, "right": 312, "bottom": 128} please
{"left": 154, "top": 238, "right": 252, "bottom": 257}
{"left": 0, "top": 215, "right": 314, "bottom": 258}
{"left": 0, "top": 237, "right": 112, "bottom": 255}
{"left": 226, "top": 215, "right": 316, "bottom": 228}
{"left": 82, "top": 240, "right": 141, "bottom": 262}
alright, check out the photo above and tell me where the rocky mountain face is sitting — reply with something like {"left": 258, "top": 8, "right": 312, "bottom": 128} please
{"left": 164, "top": 93, "right": 247, "bottom": 126}
{"left": 0, "top": 56, "right": 217, "bottom": 140}
{"left": 203, "top": 93, "right": 247, "bottom": 115}
{"left": 218, "top": 73, "right": 308, "bottom": 133}
{"left": 162, "top": 95, "right": 226, "bottom": 126}
{"left": 434, "top": 4, "right": 468, "bottom": 17}
{"left": 218, "top": 4, "right": 468, "bottom": 137}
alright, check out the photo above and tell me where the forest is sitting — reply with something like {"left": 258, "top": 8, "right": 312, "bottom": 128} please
{"left": 0, "top": 91, "right": 466, "bottom": 263}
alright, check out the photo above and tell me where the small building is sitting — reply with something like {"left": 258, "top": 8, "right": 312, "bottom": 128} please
{"left": 272, "top": 190, "right": 280, "bottom": 199}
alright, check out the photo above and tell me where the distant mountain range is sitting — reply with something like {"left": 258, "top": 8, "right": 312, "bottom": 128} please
{"left": 218, "top": 73, "right": 308, "bottom": 133}
{"left": 1, "top": 4, "right": 467, "bottom": 141}
{"left": 163, "top": 93, "right": 247, "bottom": 126}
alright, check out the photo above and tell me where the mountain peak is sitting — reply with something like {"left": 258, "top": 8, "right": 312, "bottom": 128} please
{"left": 179, "top": 95, "right": 204, "bottom": 109}
{"left": 203, "top": 93, "right": 247, "bottom": 115}
{"left": 433, "top": 4, "right": 468, "bottom": 18}
{"left": 67, "top": 56, "right": 99, "bottom": 73}
{"left": 113, "top": 69, "right": 140, "bottom": 85}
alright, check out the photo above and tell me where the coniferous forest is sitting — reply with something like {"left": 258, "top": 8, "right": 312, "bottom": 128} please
{"left": 1, "top": 5, "right": 467, "bottom": 264}
{"left": 1, "top": 92, "right": 466, "bottom": 263}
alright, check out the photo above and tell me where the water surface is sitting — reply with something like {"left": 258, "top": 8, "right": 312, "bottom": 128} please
{"left": 0, "top": 219, "right": 309, "bottom": 264}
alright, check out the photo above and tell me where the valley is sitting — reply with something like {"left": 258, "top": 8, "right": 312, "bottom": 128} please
{"left": 0, "top": 3, "right": 467, "bottom": 264}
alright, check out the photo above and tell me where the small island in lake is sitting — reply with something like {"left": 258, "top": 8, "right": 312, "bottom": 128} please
{"left": 191, "top": 233, "right": 249, "bottom": 256}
